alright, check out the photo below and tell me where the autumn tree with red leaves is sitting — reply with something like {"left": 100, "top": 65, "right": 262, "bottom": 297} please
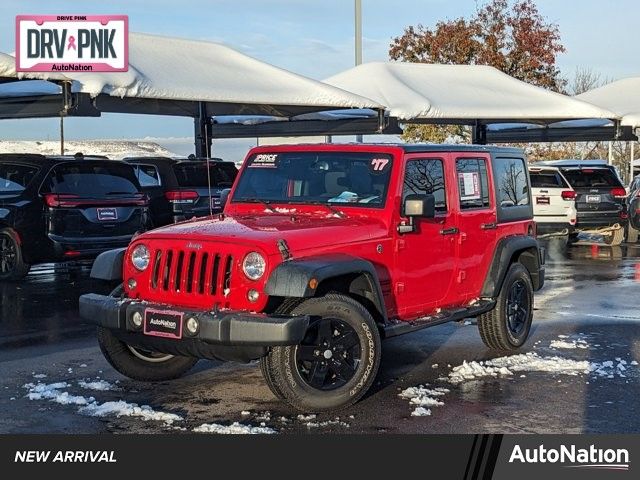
{"left": 389, "top": 0, "right": 567, "bottom": 142}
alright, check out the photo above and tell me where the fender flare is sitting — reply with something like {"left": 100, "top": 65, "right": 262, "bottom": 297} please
{"left": 481, "top": 235, "right": 544, "bottom": 298}
{"left": 90, "top": 248, "right": 126, "bottom": 281}
{"left": 264, "top": 254, "right": 387, "bottom": 323}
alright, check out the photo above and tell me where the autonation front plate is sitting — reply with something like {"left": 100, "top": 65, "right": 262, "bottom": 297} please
{"left": 15, "top": 15, "right": 128, "bottom": 72}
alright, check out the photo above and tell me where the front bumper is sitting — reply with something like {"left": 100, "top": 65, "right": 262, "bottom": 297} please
{"left": 79, "top": 294, "right": 309, "bottom": 361}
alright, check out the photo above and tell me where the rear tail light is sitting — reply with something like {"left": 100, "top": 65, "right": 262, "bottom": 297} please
{"left": 620, "top": 212, "right": 629, "bottom": 219}
{"left": 165, "top": 190, "right": 199, "bottom": 203}
{"left": 611, "top": 187, "right": 627, "bottom": 199}
{"left": 44, "top": 193, "right": 147, "bottom": 207}
{"left": 43, "top": 193, "right": 80, "bottom": 207}
{"left": 561, "top": 190, "right": 577, "bottom": 200}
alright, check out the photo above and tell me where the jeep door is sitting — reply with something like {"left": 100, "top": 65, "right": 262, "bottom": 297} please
{"left": 453, "top": 155, "right": 497, "bottom": 299}
{"left": 395, "top": 154, "right": 457, "bottom": 319}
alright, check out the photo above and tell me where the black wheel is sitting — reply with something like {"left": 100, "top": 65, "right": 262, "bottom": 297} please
{"left": 97, "top": 284, "right": 198, "bottom": 381}
{"left": 0, "top": 229, "right": 30, "bottom": 281}
{"left": 478, "top": 262, "right": 533, "bottom": 351}
{"left": 265, "top": 293, "right": 381, "bottom": 412}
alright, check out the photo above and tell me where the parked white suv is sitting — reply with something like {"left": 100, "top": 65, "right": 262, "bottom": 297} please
{"left": 529, "top": 165, "right": 577, "bottom": 235}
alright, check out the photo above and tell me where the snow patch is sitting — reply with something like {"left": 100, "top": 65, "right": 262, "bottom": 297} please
{"left": 411, "top": 407, "right": 431, "bottom": 417}
{"left": 80, "top": 401, "right": 182, "bottom": 425}
{"left": 24, "top": 382, "right": 94, "bottom": 406}
{"left": 78, "top": 380, "right": 117, "bottom": 391}
{"left": 193, "top": 422, "right": 276, "bottom": 434}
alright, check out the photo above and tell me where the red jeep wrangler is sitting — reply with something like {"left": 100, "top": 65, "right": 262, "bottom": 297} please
{"left": 80, "top": 144, "right": 545, "bottom": 412}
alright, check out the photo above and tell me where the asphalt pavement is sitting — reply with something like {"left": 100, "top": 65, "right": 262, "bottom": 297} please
{"left": 1, "top": 240, "right": 639, "bottom": 434}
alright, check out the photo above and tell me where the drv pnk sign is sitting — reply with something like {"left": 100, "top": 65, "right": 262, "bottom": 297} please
{"left": 15, "top": 15, "right": 128, "bottom": 72}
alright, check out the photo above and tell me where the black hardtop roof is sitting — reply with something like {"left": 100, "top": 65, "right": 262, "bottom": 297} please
{"left": 254, "top": 143, "right": 524, "bottom": 156}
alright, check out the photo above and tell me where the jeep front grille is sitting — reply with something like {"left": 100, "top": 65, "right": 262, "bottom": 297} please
{"left": 150, "top": 247, "right": 233, "bottom": 298}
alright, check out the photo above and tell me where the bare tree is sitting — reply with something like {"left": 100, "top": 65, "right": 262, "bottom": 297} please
{"left": 570, "top": 66, "right": 613, "bottom": 95}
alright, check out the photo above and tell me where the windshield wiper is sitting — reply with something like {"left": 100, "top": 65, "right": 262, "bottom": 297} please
{"left": 307, "top": 201, "right": 346, "bottom": 218}
{"left": 241, "top": 198, "right": 277, "bottom": 213}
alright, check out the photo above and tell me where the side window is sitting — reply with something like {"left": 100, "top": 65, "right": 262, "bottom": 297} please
{"left": 495, "top": 158, "right": 530, "bottom": 208}
{"left": 456, "top": 158, "right": 490, "bottom": 209}
{"left": 403, "top": 159, "right": 447, "bottom": 212}
{"left": 134, "top": 165, "right": 161, "bottom": 187}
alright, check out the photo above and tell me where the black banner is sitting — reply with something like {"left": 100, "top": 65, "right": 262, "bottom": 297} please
{"left": 0, "top": 434, "right": 636, "bottom": 478}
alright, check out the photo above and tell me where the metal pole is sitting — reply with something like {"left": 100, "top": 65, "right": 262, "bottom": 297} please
{"left": 608, "top": 141, "right": 613, "bottom": 165}
{"left": 631, "top": 141, "right": 636, "bottom": 183}
{"left": 60, "top": 115, "right": 64, "bottom": 155}
{"left": 355, "top": 0, "right": 363, "bottom": 144}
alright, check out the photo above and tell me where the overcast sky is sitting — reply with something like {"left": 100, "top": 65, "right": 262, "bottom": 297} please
{"left": 1, "top": 0, "right": 638, "bottom": 157}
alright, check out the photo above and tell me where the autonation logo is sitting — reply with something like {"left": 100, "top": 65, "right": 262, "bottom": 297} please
{"left": 509, "top": 444, "right": 630, "bottom": 471}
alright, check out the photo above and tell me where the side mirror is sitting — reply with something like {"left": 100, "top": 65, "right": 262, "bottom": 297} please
{"left": 220, "top": 188, "right": 231, "bottom": 210}
{"left": 403, "top": 194, "right": 435, "bottom": 218}
{"left": 399, "top": 194, "right": 436, "bottom": 234}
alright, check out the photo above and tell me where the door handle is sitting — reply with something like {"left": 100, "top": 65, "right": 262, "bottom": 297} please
{"left": 440, "top": 227, "right": 459, "bottom": 235}
{"left": 481, "top": 222, "right": 497, "bottom": 230}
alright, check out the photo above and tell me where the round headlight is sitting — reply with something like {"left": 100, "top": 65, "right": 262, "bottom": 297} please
{"left": 131, "top": 244, "right": 150, "bottom": 271}
{"left": 242, "top": 252, "right": 266, "bottom": 281}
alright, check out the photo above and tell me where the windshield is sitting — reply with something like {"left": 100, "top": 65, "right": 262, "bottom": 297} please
{"left": 232, "top": 152, "right": 393, "bottom": 208}
{"left": 0, "top": 163, "right": 39, "bottom": 193}
{"left": 173, "top": 163, "right": 238, "bottom": 188}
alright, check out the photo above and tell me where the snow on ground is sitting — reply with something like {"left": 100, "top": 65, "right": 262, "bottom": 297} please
{"left": 399, "top": 385, "right": 449, "bottom": 417}
{"left": 193, "top": 422, "right": 276, "bottom": 434}
{"left": 0, "top": 140, "right": 176, "bottom": 159}
{"left": 79, "top": 401, "right": 182, "bottom": 425}
{"left": 550, "top": 339, "right": 589, "bottom": 349}
{"left": 304, "top": 417, "right": 350, "bottom": 428}
{"left": 78, "top": 380, "right": 117, "bottom": 391}
{"left": 23, "top": 381, "right": 182, "bottom": 425}
{"left": 411, "top": 407, "right": 431, "bottom": 417}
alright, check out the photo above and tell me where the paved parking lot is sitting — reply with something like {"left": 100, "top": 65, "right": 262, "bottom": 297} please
{"left": 1, "top": 239, "right": 639, "bottom": 434}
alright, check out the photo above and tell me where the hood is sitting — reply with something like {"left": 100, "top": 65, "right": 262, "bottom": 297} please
{"left": 139, "top": 212, "right": 387, "bottom": 256}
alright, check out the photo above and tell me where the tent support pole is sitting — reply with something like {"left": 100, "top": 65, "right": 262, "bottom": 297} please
{"left": 631, "top": 141, "right": 635, "bottom": 182}
{"left": 194, "top": 102, "right": 212, "bottom": 158}
{"left": 472, "top": 122, "right": 487, "bottom": 145}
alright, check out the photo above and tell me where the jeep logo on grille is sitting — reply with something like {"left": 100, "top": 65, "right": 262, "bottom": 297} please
{"left": 186, "top": 242, "right": 203, "bottom": 250}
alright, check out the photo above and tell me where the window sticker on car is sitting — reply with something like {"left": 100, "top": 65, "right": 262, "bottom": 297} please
{"left": 250, "top": 154, "right": 279, "bottom": 168}
{"left": 458, "top": 171, "right": 480, "bottom": 200}
{"left": 370, "top": 157, "right": 390, "bottom": 172}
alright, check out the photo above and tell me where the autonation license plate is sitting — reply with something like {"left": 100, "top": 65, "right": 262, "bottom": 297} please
{"left": 97, "top": 207, "right": 118, "bottom": 221}
{"left": 144, "top": 309, "right": 183, "bottom": 339}
{"left": 586, "top": 195, "right": 601, "bottom": 203}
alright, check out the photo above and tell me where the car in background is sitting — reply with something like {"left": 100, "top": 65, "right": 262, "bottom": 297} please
{"left": 124, "top": 157, "right": 238, "bottom": 227}
{"left": 537, "top": 160, "right": 628, "bottom": 245}
{"left": 0, "top": 153, "right": 149, "bottom": 281}
{"left": 627, "top": 175, "right": 640, "bottom": 242}
{"left": 528, "top": 165, "right": 577, "bottom": 235}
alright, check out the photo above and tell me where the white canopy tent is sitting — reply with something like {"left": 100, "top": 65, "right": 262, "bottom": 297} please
{"left": 324, "top": 62, "right": 617, "bottom": 125}
{"left": 577, "top": 77, "right": 640, "bottom": 128}
{"left": 0, "top": 32, "right": 382, "bottom": 155}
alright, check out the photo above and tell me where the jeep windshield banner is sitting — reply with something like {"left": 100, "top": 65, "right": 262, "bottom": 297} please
{"left": 15, "top": 15, "right": 128, "bottom": 72}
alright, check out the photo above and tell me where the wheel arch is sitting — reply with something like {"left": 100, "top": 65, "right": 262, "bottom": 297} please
{"left": 264, "top": 254, "right": 388, "bottom": 326}
{"left": 481, "top": 235, "right": 544, "bottom": 298}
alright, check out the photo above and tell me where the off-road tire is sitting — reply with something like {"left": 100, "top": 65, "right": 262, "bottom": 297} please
{"left": 603, "top": 226, "right": 625, "bottom": 246}
{"left": 260, "top": 298, "right": 304, "bottom": 401}
{"left": 478, "top": 262, "right": 533, "bottom": 351}
{"left": 0, "top": 229, "right": 30, "bottom": 281}
{"left": 97, "top": 284, "right": 198, "bottom": 381}
{"left": 265, "top": 293, "right": 381, "bottom": 412}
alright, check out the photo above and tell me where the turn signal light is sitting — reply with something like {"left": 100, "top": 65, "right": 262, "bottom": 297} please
{"left": 561, "top": 190, "right": 577, "bottom": 200}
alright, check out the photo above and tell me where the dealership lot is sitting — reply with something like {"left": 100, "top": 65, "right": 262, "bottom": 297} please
{"left": 0, "top": 238, "right": 639, "bottom": 434}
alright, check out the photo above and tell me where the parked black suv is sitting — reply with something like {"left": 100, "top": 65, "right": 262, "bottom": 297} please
{"left": 124, "top": 157, "right": 238, "bottom": 227}
{"left": 538, "top": 160, "right": 627, "bottom": 234}
{"left": 0, "top": 154, "right": 149, "bottom": 280}
{"left": 628, "top": 175, "right": 640, "bottom": 230}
